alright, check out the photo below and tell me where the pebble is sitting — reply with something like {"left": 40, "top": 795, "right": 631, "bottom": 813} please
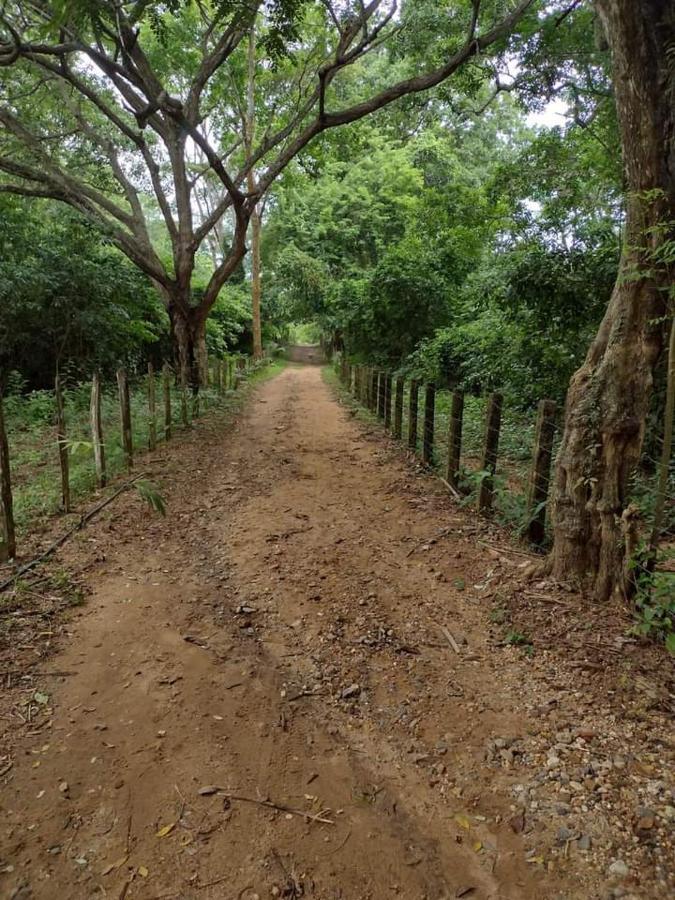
{"left": 341, "top": 683, "right": 361, "bottom": 699}
{"left": 577, "top": 834, "right": 592, "bottom": 851}
{"left": 556, "top": 826, "right": 574, "bottom": 845}
{"left": 608, "top": 860, "right": 629, "bottom": 880}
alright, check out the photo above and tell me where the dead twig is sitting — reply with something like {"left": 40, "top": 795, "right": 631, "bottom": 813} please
{"left": 0, "top": 670, "right": 76, "bottom": 677}
{"left": 439, "top": 624, "right": 461, "bottom": 654}
{"left": 405, "top": 525, "right": 455, "bottom": 558}
{"left": 476, "top": 540, "right": 535, "bottom": 559}
{"left": 0, "top": 474, "right": 149, "bottom": 594}
{"left": 227, "top": 793, "right": 334, "bottom": 825}
{"left": 438, "top": 475, "right": 463, "bottom": 500}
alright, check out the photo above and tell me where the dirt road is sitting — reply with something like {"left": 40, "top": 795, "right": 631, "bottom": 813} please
{"left": 1, "top": 366, "right": 671, "bottom": 899}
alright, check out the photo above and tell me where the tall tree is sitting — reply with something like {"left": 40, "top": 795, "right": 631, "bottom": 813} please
{"left": 245, "top": 21, "right": 263, "bottom": 360}
{"left": 548, "top": 0, "right": 675, "bottom": 599}
{"left": 0, "top": 0, "right": 536, "bottom": 386}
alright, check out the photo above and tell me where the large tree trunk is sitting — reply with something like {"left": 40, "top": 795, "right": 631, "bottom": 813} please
{"left": 168, "top": 300, "right": 205, "bottom": 393}
{"left": 549, "top": 0, "right": 675, "bottom": 599}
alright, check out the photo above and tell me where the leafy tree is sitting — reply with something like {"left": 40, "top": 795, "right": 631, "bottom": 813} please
{"left": 0, "top": 0, "right": 537, "bottom": 387}
{"left": 0, "top": 196, "right": 165, "bottom": 387}
{"left": 544, "top": 0, "right": 675, "bottom": 600}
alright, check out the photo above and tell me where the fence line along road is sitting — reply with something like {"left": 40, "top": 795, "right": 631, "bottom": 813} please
{"left": 340, "top": 361, "right": 557, "bottom": 548}
{"left": 0, "top": 354, "right": 265, "bottom": 563}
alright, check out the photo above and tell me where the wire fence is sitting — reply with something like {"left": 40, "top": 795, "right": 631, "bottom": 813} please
{"left": 341, "top": 361, "right": 672, "bottom": 551}
{"left": 0, "top": 354, "right": 265, "bottom": 558}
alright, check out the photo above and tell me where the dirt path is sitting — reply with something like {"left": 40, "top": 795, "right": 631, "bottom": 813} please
{"left": 0, "top": 366, "right": 671, "bottom": 900}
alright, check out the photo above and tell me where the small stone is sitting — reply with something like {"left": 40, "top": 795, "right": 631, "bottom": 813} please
{"left": 577, "top": 834, "right": 592, "bottom": 851}
{"left": 341, "top": 684, "right": 361, "bottom": 700}
{"left": 546, "top": 756, "right": 561, "bottom": 769}
{"left": 556, "top": 827, "right": 574, "bottom": 845}
{"left": 58, "top": 781, "right": 69, "bottom": 794}
{"left": 608, "top": 860, "right": 629, "bottom": 880}
{"left": 635, "top": 807, "right": 656, "bottom": 836}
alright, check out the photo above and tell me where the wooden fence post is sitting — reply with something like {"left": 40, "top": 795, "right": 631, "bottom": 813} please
{"left": 55, "top": 374, "right": 70, "bottom": 513}
{"left": 446, "top": 390, "right": 464, "bottom": 489}
{"left": 369, "top": 368, "right": 377, "bottom": 411}
{"left": 0, "top": 396, "right": 16, "bottom": 562}
{"left": 180, "top": 370, "right": 189, "bottom": 425}
{"left": 477, "top": 392, "right": 503, "bottom": 513}
{"left": 423, "top": 383, "right": 436, "bottom": 465}
{"left": 162, "top": 364, "right": 172, "bottom": 440}
{"left": 408, "top": 379, "right": 419, "bottom": 450}
{"left": 90, "top": 373, "right": 106, "bottom": 488}
{"left": 216, "top": 358, "right": 223, "bottom": 395}
{"left": 384, "top": 374, "right": 392, "bottom": 430}
{"left": 117, "top": 368, "right": 133, "bottom": 470}
{"left": 147, "top": 363, "right": 157, "bottom": 451}
{"left": 377, "top": 372, "right": 386, "bottom": 419}
{"left": 393, "top": 377, "right": 404, "bottom": 439}
{"left": 526, "top": 399, "right": 557, "bottom": 545}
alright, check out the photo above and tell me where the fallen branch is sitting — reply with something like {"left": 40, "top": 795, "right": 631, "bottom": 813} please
{"left": 438, "top": 475, "right": 463, "bottom": 500}
{"left": 476, "top": 540, "right": 535, "bottom": 559}
{"left": 227, "top": 793, "right": 335, "bottom": 825}
{"left": 439, "top": 624, "right": 461, "bottom": 654}
{"left": 405, "top": 525, "right": 455, "bottom": 558}
{"left": 0, "top": 670, "right": 76, "bottom": 677}
{"left": 0, "top": 474, "right": 148, "bottom": 594}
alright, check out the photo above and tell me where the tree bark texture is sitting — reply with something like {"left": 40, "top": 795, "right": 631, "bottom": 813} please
{"left": 550, "top": 0, "right": 675, "bottom": 599}
{"left": 250, "top": 207, "right": 263, "bottom": 360}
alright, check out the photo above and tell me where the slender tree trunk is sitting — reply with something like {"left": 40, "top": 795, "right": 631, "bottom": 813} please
{"left": 250, "top": 206, "right": 263, "bottom": 360}
{"left": 549, "top": 0, "right": 674, "bottom": 599}
{"left": 246, "top": 22, "right": 264, "bottom": 361}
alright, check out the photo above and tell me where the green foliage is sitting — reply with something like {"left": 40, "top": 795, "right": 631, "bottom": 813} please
{"left": 629, "top": 545, "right": 675, "bottom": 654}
{"left": 0, "top": 197, "right": 166, "bottom": 388}
{"left": 134, "top": 480, "right": 167, "bottom": 517}
{"left": 505, "top": 629, "right": 534, "bottom": 656}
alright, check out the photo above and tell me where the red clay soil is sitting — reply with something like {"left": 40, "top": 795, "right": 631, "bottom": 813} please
{"left": 0, "top": 365, "right": 673, "bottom": 900}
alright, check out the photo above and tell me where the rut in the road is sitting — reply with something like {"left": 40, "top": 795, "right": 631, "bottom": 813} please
{"left": 1, "top": 366, "right": 591, "bottom": 900}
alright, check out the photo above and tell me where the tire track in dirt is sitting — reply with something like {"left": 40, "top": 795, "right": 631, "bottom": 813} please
{"left": 1, "top": 365, "right": 585, "bottom": 899}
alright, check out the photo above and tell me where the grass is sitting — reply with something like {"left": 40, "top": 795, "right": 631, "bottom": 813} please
{"left": 327, "top": 364, "right": 558, "bottom": 542}
{"left": 2, "top": 358, "right": 284, "bottom": 538}
{"left": 331, "top": 364, "right": 674, "bottom": 549}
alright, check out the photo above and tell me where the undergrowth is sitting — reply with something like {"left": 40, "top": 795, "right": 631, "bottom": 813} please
{"left": 3, "top": 359, "right": 284, "bottom": 536}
